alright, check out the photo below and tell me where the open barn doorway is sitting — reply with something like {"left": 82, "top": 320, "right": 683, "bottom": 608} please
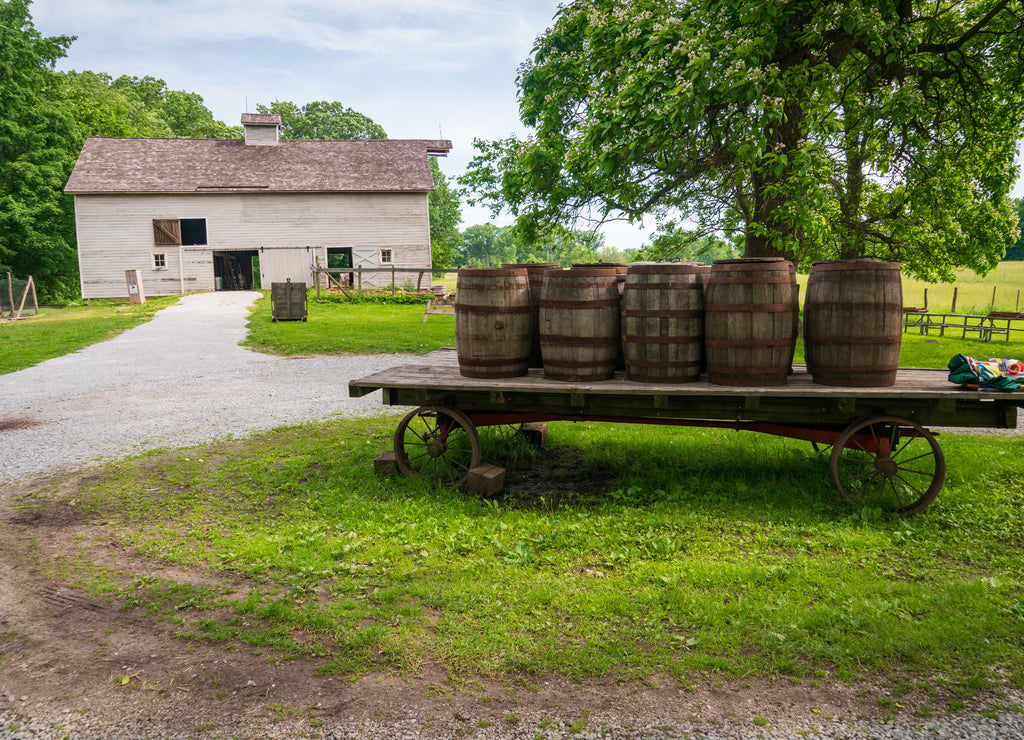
{"left": 213, "top": 250, "right": 260, "bottom": 290}
{"left": 326, "top": 247, "right": 353, "bottom": 289}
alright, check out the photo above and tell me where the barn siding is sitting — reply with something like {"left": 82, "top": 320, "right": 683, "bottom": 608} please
{"left": 74, "top": 192, "right": 432, "bottom": 298}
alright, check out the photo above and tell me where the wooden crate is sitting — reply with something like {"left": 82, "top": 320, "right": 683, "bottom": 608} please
{"left": 271, "top": 280, "right": 307, "bottom": 322}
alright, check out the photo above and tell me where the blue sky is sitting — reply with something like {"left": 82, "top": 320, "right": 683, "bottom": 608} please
{"left": 30, "top": 0, "right": 656, "bottom": 250}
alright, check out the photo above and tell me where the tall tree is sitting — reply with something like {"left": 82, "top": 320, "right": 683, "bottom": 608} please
{"left": 257, "top": 100, "right": 387, "bottom": 140}
{"left": 428, "top": 157, "right": 463, "bottom": 269}
{"left": 60, "top": 71, "right": 170, "bottom": 138}
{"left": 0, "top": 0, "right": 78, "bottom": 299}
{"left": 464, "top": 0, "right": 1024, "bottom": 280}
{"left": 110, "top": 75, "right": 238, "bottom": 138}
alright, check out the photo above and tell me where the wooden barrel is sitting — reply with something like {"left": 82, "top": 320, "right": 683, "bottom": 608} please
{"left": 696, "top": 264, "right": 713, "bottom": 372}
{"left": 503, "top": 262, "right": 560, "bottom": 367}
{"left": 804, "top": 259, "right": 903, "bottom": 387}
{"left": 620, "top": 262, "right": 704, "bottom": 383}
{"left": 704, "top": 258, "right": 798, "bottom": 386}
{"left": 574, "top": 263, "right": 627, "bottom": 295}
{"left": 540, "top": 266, "right": 621, "bottom": 382}
{"left": 455, "top": 268, "right": 533, "bottom": 378}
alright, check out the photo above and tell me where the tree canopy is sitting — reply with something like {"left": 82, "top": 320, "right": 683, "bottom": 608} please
{"left": 257, "top": 100, "right": 387, "bottom": 140}
{"left": 454, "top": 222, "right": 607, "bottom": 268}
{"left": 464, "top": 0, "right": 1024, "bottom": 280}
{"left": 428, "top": 157, "right": 463, "bottom": 270}
{"left": 1006, "top": 198, "right": 1024, "bottom": 260}
{"left": 0, "top": 0, "right": 78, "bottom": 298}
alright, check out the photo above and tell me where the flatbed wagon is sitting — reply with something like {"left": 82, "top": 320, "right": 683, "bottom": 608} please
{"left": 349, "top": 348, "right": 1023, "bottom": 515}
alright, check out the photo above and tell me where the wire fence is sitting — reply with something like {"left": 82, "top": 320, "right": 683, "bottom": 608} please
{"left": 1, "top": 273, "right": 39, "bottom": 320}
{"left": 310, "top": 266, "right": 458, "bottom": 298}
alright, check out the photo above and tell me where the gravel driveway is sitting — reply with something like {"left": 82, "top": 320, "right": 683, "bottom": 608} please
{"left": 0, "top": 292, "right": 405, "bottom": 486}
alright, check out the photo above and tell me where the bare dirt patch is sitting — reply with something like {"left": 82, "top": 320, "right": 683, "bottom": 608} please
{"left": 0, "top": 417, "right": 43, "bottom": 432}
{"left": 0, "top": 474, "right": 991, "bottom": 738}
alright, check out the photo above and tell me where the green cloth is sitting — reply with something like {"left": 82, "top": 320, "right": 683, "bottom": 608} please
{"left": 947, "top": 354, "right": 1022, "bottom": 391}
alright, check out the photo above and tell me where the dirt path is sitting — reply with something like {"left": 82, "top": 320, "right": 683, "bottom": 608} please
{"left": 0, "top": 477, "right": 885, "bottom": 739}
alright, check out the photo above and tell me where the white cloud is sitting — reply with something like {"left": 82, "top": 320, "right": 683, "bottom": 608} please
{"left": 33, "top": 0, "right": 550, "bottom": 69}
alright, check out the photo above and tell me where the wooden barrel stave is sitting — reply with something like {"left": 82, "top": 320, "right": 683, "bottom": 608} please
{"left": 704, "top": 258, "right": 798, "bottom": 387}
{"left": 540, "top": 267, "right": 621, "bottom": 382}
{"left": 455, "top": 268, "right": 533, "bottom": 378}
{"left": 804, "top": 260, "right": 903, "bottom": 387}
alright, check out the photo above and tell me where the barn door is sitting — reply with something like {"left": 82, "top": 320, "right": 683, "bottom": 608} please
{"left": 259, "top": 249, "right": 314, "bottom": 287}
{"left": 153, "top": 219, "right": 181, "bottom": 245}
{"left": 352, "top": 247, "right": 378, "bottom": 289}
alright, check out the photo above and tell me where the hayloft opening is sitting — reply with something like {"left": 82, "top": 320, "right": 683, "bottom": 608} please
{"left": 180, "top": 218, "right": 207, "bottom": 246}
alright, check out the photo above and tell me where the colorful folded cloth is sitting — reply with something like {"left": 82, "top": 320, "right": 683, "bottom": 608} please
{"left": 948, "top": 354, "right": 1022, "bottom": 391}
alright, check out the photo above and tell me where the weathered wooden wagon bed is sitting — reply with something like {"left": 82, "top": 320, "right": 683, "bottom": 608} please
{"left": 349, "top": 348, "right": 1023, "bottom": 514}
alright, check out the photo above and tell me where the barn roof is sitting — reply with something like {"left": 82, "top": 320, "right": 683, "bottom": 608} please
{"left": 65, "top": 137, "right": 453, "bottom": 194}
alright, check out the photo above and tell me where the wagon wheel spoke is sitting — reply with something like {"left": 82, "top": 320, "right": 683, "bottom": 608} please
{"left": 892, "top": 450, "right": 935, "bottom": 466}
{"left": 837, "top": 453, "right": 875, "bottom": 466}
{"left": 829, "top": 416, "right": 945, "bottom": 516}
{"left": 810, "top": 441, "right": 833, "bottom": 456}
{"left": 393, "top": 406, "right": 482, "bottom": 486}
{"left": 893, "top": 473, "right": 927, "bottom": 500}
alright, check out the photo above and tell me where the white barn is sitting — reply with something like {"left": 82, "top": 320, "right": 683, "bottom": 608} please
{"left": 65, "top": 114, "right": 451, "bottom": 298}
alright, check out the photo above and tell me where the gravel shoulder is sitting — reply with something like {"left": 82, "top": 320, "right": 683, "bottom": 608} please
{"left": 0, "top": 292, "right": 408, "bottom": 487}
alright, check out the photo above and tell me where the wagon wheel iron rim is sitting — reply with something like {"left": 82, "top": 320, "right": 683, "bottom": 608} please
{"left": 394, "top": 405, "right": 482, "bottom": 486}
{"left": 829, "top": 416, "right": 945, "bottom": 516}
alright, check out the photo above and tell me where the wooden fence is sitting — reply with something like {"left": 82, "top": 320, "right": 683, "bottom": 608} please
{"left": 903, "top": 309, "right": 1024, "bottom": 342}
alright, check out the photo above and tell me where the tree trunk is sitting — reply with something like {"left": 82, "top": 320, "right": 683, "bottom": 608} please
{"left": 744, "top": 100, "right": 803, "bottom": 264}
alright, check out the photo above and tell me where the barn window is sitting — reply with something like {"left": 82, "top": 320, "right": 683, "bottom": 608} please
{"left": 379, "top": 248, "right": 393, "bottom": 265}
{"left": 180, "top": 218, "right": 207, "bottom": 245}
{"left": 152, "top": 218, "right": 208, "bottom": 246}
{"left": 152, "top": 253, "right": 167, "bottom": 269}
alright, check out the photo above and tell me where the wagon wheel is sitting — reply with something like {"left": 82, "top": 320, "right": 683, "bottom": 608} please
{"left": 829, "top": 416, "right": 945, "bottom": 516}
{"left": 481, "top": 423, "right": 525, "bottom": 441}
{"left": 810, "top": 441, "right": 833, "bottom": 456}
{"left": 394, "top": 406, "right": 482, "bottom": 486}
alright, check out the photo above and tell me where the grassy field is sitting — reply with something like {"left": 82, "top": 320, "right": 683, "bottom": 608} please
{"left": 242, "top": 290, "right": 1024, "bottom": 371}
{"left": 0, "top": 296, "right": 180, "bottom": 375}
{"left": 242, "top": 293, "right": 454, "bottom": 356}
{"left": 901, "top": 262, "right": 1024, "bottom": 315}
{"left": 8, "top": 414, "right": 1022, "bottom": 711}
{"left": 3, "top": 272, "right": 1023, "bottom": 715}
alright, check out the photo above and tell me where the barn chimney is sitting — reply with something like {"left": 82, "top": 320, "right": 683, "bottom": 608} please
{"left": 241, "top": 113, "right": 282, "bottom": 146}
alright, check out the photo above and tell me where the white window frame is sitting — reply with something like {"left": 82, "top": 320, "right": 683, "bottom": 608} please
{"left": 379, "top": 248, "right": 393, "bottom": 265}
{"left": 152, "top": 252, "right": 168, "bottom": 270}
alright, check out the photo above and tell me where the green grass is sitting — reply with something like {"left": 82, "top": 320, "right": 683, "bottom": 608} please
{"left": 243, "top": 292, "right": 455, "bottom": 356}
{"left": 0, "top": 297, "right": 180, "bottom": 375}
{"left": 12, "top": 415, "right": 1023, "bottom": 705}
{"left": 902, "top": 263, "right": 1024, "bottom": 315}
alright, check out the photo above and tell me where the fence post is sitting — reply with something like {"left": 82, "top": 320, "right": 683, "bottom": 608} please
{"left": 924, "top": 288, "right": 928, "bottom": 311}
{"left": 991, "top": 286, "right": 997, "bottom": 312}
{"left": 951, "top": 287, "right": 957, "bottom": 313}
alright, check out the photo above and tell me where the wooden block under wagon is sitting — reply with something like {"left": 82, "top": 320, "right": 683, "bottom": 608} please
{"left": 374, "top": 450, "right": 398, "bottom": 476}
{"left": 521, "top": 422, "right": 548, "bottom": 448}
{"left": 465, "top": 464, "right": 506, "bottom": 496}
